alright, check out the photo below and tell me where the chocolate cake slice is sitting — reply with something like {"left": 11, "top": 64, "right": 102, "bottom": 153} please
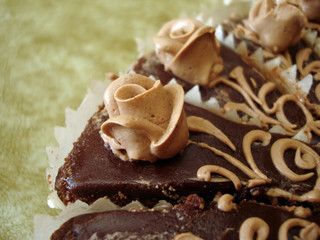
{"left": 213, "top": 0, "right": 320, "bottom": 117}
{"left": 44, "top": 4, "right": 320, "bottom": 239}
{"left": 50, "top": 194, "right": 320, "bottom": 240}
{"left": 51, "top": 15, "right": 320, "bottom": 210}
{"left": 53, "top": 73, "right": 320, "bottom": 210}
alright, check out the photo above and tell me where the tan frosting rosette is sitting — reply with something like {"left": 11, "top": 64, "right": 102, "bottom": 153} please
{"left": 248, "top": 0, "right": 307, "bottom": 53}
{"left": 100, "top": 73, "right": 189, "bottom": 162}
{"left": 298, "top": 0, "right": 320, "bottom": 21}
{"left": 153, "top": 18, "right": 223, "bottom": 87}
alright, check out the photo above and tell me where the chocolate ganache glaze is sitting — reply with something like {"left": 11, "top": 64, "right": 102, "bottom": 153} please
{"left": 55, "top": 76, "right": 320, "bottom": 208}
{"left": 51, "top": 195, "right": 320, "bottom": 240}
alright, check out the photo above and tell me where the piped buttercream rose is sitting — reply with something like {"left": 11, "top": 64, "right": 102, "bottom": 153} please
{"left": 153, "top": 18, "right": 223, "bottom": 87}
{"left": 100, "top": 73, "right": 189, "bottom": 162}
{"left": 248, "top": 0, "right": 307, "bottom": 53}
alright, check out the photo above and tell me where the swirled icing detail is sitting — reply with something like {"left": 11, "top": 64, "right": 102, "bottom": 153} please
{"left": 186, "top": 115, "right": 236, "bottom": 151}
{"left": 270, "top": 138, "right": 318, "bottom": 182}
{"left": 154, "top": 18, "right": 223, "bottom": 87}
{"left": 275, "top": 95, "right": 308, "bottom": 130}
{"left": 193, "top": 141, "right": 259, "bottom": 180}
{"left": 192, "top": 125, "right": 320, "bottom": 202}
{"left": 230, "top": 67, "right": 262, "bottom": 105}
{"left": 247, "top": 179, "right": 269, "bottom": 188}
{"left": 267, "top": 188, "right": 320, "bottom": 203}
{"left": 296, "top": 48, "right": 320, "bottom": 78}
{"left": 272, "top": 93, "right": 320, "bottom": 141}
{"left": 248, "top": 0, "right": 307, "bottom": 53}
{"left": 224, "top": 102, "right": 260, "bottom": 122}
{"left": 239, "top": 217, "right": 270, "bottom": 240}
{"left": 242, "top": 130, "right": 272, "bottom": 182}
{"left": 293, "top": 206, "right": 312, "bottom": 218}
{"left": 189, "top": 115, "right": 320, "bottom": 202}
{"left": 173, "top": 232, "right": 203, "bottom": 240}
{"left": 101, "top": 74, "right": 189, "bottom": 162}
{"left": 278, "top": 218, "right": 320, "bottom": 240}
{"left": 209, "top": 75, "right": 280, "bottom": 128}
{"left": 207, "top": 66, "right": 320, "bottom": 142}
{"left": 258, "top": 82, "right": 278, "bottom": 114}
{"left": 286, "top": 205, "right": 312, "bottom": 218}
{"left": 197, "top": 165, "right": 242, "bottom": 191}
{"left": 248, "top": 67, "right": 320, "bottom": 141}
{"left": 268, "top": 138, "right": 320, "bottom": 202}
{"left": 217, "top": 194, "right": 236, "bottom": 212}
{"left": 316, "top": 83, "right": 320, "bottom": 101}
{"left": 229, "top": 67, "right": 284, "bottom": 127}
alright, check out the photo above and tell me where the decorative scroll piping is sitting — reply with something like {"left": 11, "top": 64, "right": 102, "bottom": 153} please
{"left": 257, "top": 82, "right": 278, "bottom": 114}
{"left": 208, "top": 75, "right": 280, "bottom": 129}
{"left": 209, "top": 65, "right": 320, "bottom": 143}
{"left": 248, "top": 0, "right": 307, "bottom": 53}
{"left": 274, "top": 94, "right": 320, "bottom": 139}
{"left": 231, "top": 67, "right": 314, "bottom": 136}
{"left": 173, "top": 232, "right": 204, "bottom": 240}
{"left": 278, "top": 218, "right": 320, "bottom": 240}
{"left": 154, "top": 18, "right": 223, "bottom": 87}
{"left": 194, "top": 141, "right": 259, "bottom": 180}
{"left": 230, "top": 66, "right": 262, "bottom": 105}
{"left": 269, "top": 138, "right": 320, "bottom": 202}
{"left": 296, "top": 48, "right": 320, "bottom": 103}
{"left": 271, "top": 138, "right": 319, "bottom": 181}
{"left": 296, "top": 48, "right": 320, "bottom": 79}
{"left": 187, "top": 115, "right": 236, "bottom": 151}
{"left": 217, "top": 194, "right": 236, "bottom": 212}
{"left": 101, "top": 74, "right": 189, "bottom": 162}
{"left": 286, "top": 205, "right": 312, "bottom": 218}
{"left": 316, "top": 84, "right": 320, "bottom": 102}
{"left": 197, "top": 165, "right": 242, "bottom": 191}
{"left": 242, "top": 130, "right": 272, "bottom": 182}
{"left": 247, "top": 178, "right": 269, "bottom": 188}
{"left": 193, "top": 126, "right": 320, "bottom": 202}
{"left": 239, "top": 217, "right": 270, "bottom": 240}
{"left": 267, "top": 187, "right": 320, "bottom": 203}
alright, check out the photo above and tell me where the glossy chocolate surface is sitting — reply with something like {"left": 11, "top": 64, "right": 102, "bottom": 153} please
{"left": 51, "top": 195, "right": 320, "bottom": 240}
{"left": 55, "top": 45, "right": 319, "bottom": 207}
{"left": 55, "top": 101, "right": 318, "bottom": 207}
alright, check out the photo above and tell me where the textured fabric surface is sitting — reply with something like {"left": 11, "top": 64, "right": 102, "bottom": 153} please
{"left": 0, "top": 0, "right": 236, "bottom": 239}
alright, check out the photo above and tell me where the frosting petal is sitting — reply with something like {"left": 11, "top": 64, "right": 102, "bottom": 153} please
{"left": 101, "top": 74, "right": 189, "bottom": 162}
{"left": 154, "top": 18, "right": 223, "bottom": 87}
{"left": 249, "top": 0, "right": 307, "bottom": 53}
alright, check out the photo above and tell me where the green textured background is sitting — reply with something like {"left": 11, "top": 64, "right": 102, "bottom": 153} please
{"left": 1, "top": 1, "right": 222, "bottom": 239}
